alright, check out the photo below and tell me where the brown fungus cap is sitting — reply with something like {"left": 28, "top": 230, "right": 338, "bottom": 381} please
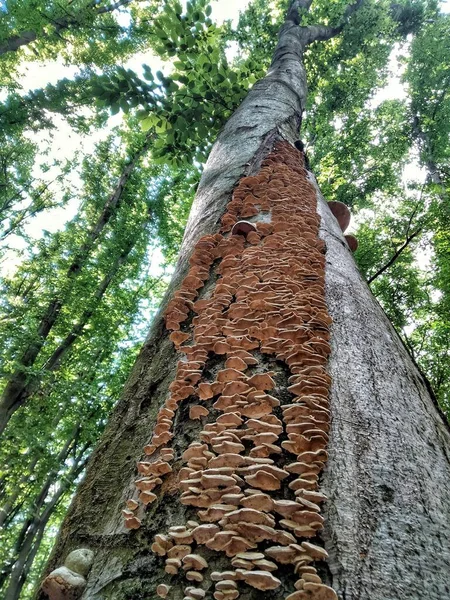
{"left": 189, "top": 405, "right": 209, "bottom": 420}
{"left": 156, "top": 584, "right": 171, "bottom": 598}
{"left": 124, "top": 516, "right": 141, "bottom": 530}
{"left": 167, "top": 545, "right": 192, "bottom": 559}
{"left": 240, "top": 570, "right": 281, "bottom": 590}
{"left": 240, "top": 493, "right": 274, "bottom": 512}
{"left": 244, "top": 470, "right": 281, "bottom": 491}
{"left": 220, "top": 537, "right": 257, "bottom": 557}
{"left": 182, "top": 554, "right": 208, "bottom": 571}
{"left": 265, "top": 545, "right": 301, "bottom": 564}
{"left": 193, "top": 523, "right": 220, "bottom": 542}
{"left": 327, "top": 201, "right": 351, "bottom": 232}
{"left": 345, "top": 234, "right": 358, "bottom": 252}
{"left": 254, "top": 559, "right": 278, "bottom": 571}
{"left": 139, "top": 491, "right": 157, "bottom": 505}
{"left": 165, "top": 558, "right": 181, "bottom": 575}
{"left": 185, "top": 587, "right": 206, "bottom": 599}
{"left": 223, "top": 508, "right": 276, "bottom": 527}
{"left": 186, "top": 571, "right": 204, "bottom": 582}
{"left": 301, "top": 542, "right": 329, "bottom": 560}
{"left": 215, "top": 580, "right": 238, "bottom": 591}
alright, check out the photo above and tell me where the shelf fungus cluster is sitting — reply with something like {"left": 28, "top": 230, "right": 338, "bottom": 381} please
{"left": 124, "top": 141, "right": 337, "bottom": 600}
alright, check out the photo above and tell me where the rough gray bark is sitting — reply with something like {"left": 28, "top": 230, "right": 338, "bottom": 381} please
{"left": 36, "top": 2, "right": 450, "bottom": 599}
{"left": 315, "top": 179, "right": 450, "bottom": 599}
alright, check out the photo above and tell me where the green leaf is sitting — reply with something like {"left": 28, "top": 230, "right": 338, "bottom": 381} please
{"left": 141, "top": 113, "right": 158, "bottom": 131}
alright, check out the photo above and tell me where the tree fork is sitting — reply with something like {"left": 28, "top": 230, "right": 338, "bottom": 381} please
{"left": 38, "top": 2, "right": 450, "bottom": 599}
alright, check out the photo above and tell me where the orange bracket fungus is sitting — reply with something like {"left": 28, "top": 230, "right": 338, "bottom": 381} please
{"left": 344, "top": 234, "right": 358, "bottom": 252}
{"left": 327, "top": 201, "right": 350, "bottom": 233}
{"left": 124, "top": 142, "right": 337, "bottom": 600}
{"left": 231, "top": 220, "right": 258, "bottom": 237}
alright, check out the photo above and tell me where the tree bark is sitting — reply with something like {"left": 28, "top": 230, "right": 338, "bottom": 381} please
{"left": 314, "top": 178, "right": 450, "bottom": 599}
{"left": 37, "top": 3, "right": 450, "bottom": 600}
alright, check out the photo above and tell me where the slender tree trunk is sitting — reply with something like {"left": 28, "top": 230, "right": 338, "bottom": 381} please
{"left": 4, "top": 454, "right": 88, "bottom": 600}
{"left": 411, "top": 116, "right": 446, "bottom": 189}
{"left": 0, "top": 428, "right": 80, "bottom": 587}
{"left": 14, "top": 236, "right": 138, "bottom": 407}
{"left": 0, "top": 455, "right": 39, "bottom": 528}
{"left": 38, "top": 4, "right": 450, "bottom": 600}
{"left": 0, "top": 135, "right": 151, "bottom": 435}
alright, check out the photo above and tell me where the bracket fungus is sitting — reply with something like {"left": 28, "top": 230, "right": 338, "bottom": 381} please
{"left": 327, "top": 201, "right": 351, "bottom": 232}
{"left": 240, "top": 570, "right": 282, "bottom": 590}
{"left": 189, "top": 405, "right": 210, "bottom": 420}
{"left": 231, "top": 220, "right": 258, "bottom": 237}
{"left": 156, "top": 584, "right": 172, "bottom": 598}
{"left": 344, "top": 234, "right": 358, "bottom": 252}
{"left": 128, "top": 142, "right": 338, "bottom": 600}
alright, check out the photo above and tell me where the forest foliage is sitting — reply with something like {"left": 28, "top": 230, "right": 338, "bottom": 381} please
{"left": 0, "top": 0, "right": 449, "bottom": 598}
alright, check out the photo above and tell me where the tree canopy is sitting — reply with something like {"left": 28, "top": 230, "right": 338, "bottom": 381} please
{"left": 0, "top": 0, "right": 449, "bottom": 597}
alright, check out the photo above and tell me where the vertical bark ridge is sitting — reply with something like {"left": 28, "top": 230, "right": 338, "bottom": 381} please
{"left": 121, "top": 142, "right": 337, "bottom": 600}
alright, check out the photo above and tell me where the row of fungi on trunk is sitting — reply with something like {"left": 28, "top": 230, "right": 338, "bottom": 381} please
{"left": 125, "top": 142, "right": 336, "bottom": 600}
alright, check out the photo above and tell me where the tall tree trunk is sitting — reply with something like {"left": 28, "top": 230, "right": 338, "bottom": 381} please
{"left": 37, "top": 3, "right": 450, "bottom": 600}
{"left": 0, "top": 135, "right": 151, "bottom": 435}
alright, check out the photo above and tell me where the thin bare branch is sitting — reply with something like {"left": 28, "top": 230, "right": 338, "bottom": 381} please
{"left": 368, "top": 227, "right": 423, "bottom": 284}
